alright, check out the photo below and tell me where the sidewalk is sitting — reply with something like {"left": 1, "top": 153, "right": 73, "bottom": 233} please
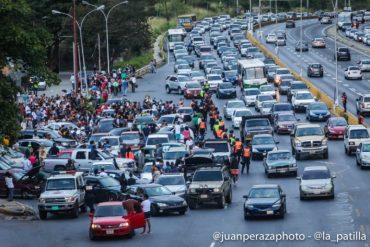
{"left": 325, "top": 25, "right": 370, "bottom": 56}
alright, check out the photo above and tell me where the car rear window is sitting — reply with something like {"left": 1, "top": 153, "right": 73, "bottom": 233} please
{"left": 350, "top": 129, "right": 369, "bottom": 139}
{"left": 204, "top": 142, "right": 229, "bottom": 152}
{"left": 193, "top": 171, "right": 223, "bottom": 181}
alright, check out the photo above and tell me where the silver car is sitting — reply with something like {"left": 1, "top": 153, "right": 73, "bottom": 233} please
{"left": 297, "top": 166, "right": 335, "bottom": 200}
{"left": 223, "top": 100, "right": 246, "bottom": 120}
{"left": 355, "top": 141, "right": 370, "bottom": 169}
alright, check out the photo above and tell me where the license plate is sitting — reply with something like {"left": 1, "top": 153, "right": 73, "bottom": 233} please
{"left": 319, "top": 115, "right": 323, "bottom": 119}
{"left": 51, "top": 206, "right": 59, "bottom": 210}
{"left": 266, "top": 210, "right": 274, "bottom": 215}
{"left": 106, "top": 230, "right": 114, "bottom": 235}
{"left": 200, "top": 194, "right": 208, "bottom": 199}
{"left": 338, "top": 135, "right": 343, "bottom": 138}
{"left": 277, "top": 169, "right": 285, "bottom": 173}
{"left": 35, "top": 186, "right": 40, "bottom": 189}
{"left": 313, "top": 191, "right": 321, "bottom": 195}
{"left": 86, "top": 186, "right": 93, "bottom": 191}
{"left": 309, "top": 150, "right": 316, "bottom": 154}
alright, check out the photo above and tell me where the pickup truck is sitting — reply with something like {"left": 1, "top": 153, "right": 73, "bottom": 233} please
{"left": 43, "top": 149, "right": 136, "bottom": 173}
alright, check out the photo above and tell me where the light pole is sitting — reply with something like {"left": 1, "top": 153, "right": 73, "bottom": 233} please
{"left": 332, "top": 0, "right": 339, "bottom": 107}
{"left": 82, "top": 1, "right": 129, "bottom": 74}
{"left": 52, "top": 5, "right": 104, "bottom": 95}
{"left": 299, "top": 0, "right": 303, "bottom": 76}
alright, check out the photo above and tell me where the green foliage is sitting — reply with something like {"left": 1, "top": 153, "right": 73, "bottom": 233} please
{"left": 113, "top": 51, "right": 153, "bottom": 69}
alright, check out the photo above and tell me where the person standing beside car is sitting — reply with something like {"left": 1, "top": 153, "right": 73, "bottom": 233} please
{"left": 141, "top": 194, "right": 151, "bottom": 234}
{"left": 5, "top": 171, "right": 14, "bottom": 201}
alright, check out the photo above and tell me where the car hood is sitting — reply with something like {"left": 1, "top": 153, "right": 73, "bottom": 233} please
{"left": 301, "top": 179, "right": 331, "bottom": 187}
{"left": 189, "top": 181, "right": 224, "bottom": 189}
{"left": 40, "top": 190, "right": 77, "bottom": 198}
{"left": 165, "top": 185, "right": 186, "bottom": 193}
{"left": 150, "top": 195, "right": 184, "bottom": 203}
{"left": 247, "top": 126, "right": 272, "bottom": 132}
{"left": 93, "top": 216, "right": 127, "bottom": 225}
{"left": 310, "top": 110, "right": 329, "bottom": 115}
{"left": 247, "top": 198, "right": 280, "bottom": 205}
{"left": 266, "top": 159, "right": 295, "bottom": 167}
{"left": 185, "top": 157, "right": 213, "bottom": 167}
{"left": 253, "top": 144, "right": 276, "bottom": 150}
{"left": 296, "top": 136, "right": 325, "bottom": 142}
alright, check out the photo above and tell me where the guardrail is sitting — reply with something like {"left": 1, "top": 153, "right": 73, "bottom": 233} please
{"left": 135, "top": 58, "right": 165, "bottom": 78}
{"left": 247, "top": 27, "right": 361, "bottom": 125}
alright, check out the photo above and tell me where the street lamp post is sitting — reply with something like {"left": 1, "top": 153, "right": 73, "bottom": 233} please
{"left": 52, "top": 5, "right": 104, "bottom": 95}
{"left": 299, "top": 0, "right": 303, "bottom": 75}
{"left": 332, "top": 0, "right": 339, "bottom": 107}
{"left": 82, "top": 1, "right": 128, "bottom": 74}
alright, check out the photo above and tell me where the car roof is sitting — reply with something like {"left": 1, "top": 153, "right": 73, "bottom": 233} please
{"left": 268, "top": 150, "right": 291, "bottom": 155}
{"left": 347, "top": 125, "right": 368, "bottom": 130}
{"left": 96, "top": 201, "right": 123, "bottom": 207}
{"left": 251, "top": 184, "right": 279, "bottom": 189}
{"left": 303, "top": 166, "right": 328, "bottom": 171}
{"left": 253, "top": 134, "right": 273, "bottom": 138}
{"left": 295, "top": 123, "right": 321, "bottom": 128}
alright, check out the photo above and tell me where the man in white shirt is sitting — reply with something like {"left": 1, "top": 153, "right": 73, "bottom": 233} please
{"left": 5, "top": 171, "right": 14, "bottom": 201}
{"left": 141, "top": 194, "right": 151, "bottom": 234}
{"left": 22, "top": 158, "right": 32, "bottom": 172}
{"left": 99, "top": 167, "right": 108, "bottom": 177}
{"left": 175, "top": 121, "right": 181, "bottom": 141}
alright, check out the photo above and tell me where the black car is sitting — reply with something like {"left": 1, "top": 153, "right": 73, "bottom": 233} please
{"left": 222, "top": 70, "right": 238, "bottom": 85}
{"left": 295, "top": 41, "right": 308, "bottom": 52}
{"left": 84, "top": 176, "right": 125, "bottom": 203}
{"left": 243, "top": 184, "right": 286, "bottom": 219}
{"left": 126, "top": 183, "right": 187, "bottom": 216}
{"left": 307, "top": 63, "right": 323, "bottom": 77}
{"left": 286, "top": 20, "right": 295, "bottom": 28}
{"left": 250, "top": 134, "right": 279, "bottom": 160}
{"left": 19, "top": 129, "right": 78, "bottom": 148}
{"left": 335, "top": 47, "right": 351, "bottom": 61}
{"left": 279, "top": 80, "right": 291, "bottom": 95}
{"left": 216, "top": 82, "right": 237, "bottom": 99}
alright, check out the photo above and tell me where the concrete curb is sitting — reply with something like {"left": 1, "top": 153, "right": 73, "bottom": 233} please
{"left": 247, "top": 32, "right": 360, "bottom": 125}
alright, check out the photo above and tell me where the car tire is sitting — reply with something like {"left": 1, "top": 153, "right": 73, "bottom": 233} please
{"left": 293, "top": 171, "right": 298, "bottom": 177}
{"left": 89, "top": 229, "right": 96, "bottom": 241}
{"left": 267, "top": 173, "right": 271, "bottom": 178}
{"left": 179, "top": 210, "right": 186, "bottom": 215}
{"left": 299, "top": 191, "right": 305, "bottom": 200}
{"left": 323, "top": 151, "right": 329, "bottom": 159}
{"left": 128, "top": 229, "right": 135, "bottom": 238}
{"left": 151, "top": 205, "right": 159, "bottom": 216}
{"left": 279, "top": 206, "right": 286, "bottom": 219}
{"left": 39, "top": 210, "right": 47, "bottom": 220}
{"left": 216, "top": 93, "right": 219, "bottom": 99}
{"left": 188, "top": 199, "right": 197, "bottom": 210}
{"left": 225, "top": 189, "right": 232, "bottom": 204}
{"left": 218, "top": 195, "right": 226, "bottom": 208}
{"left": 21, "top": 190, "right": 30, "bottom": 199}
{"left": 178, "top": 87, "right": 183, "bottom": 95}
{"left": 71, "top": 203, "right": 79, "bottom": 218}
{"left": 345, "top": 146, "right": 350, "bottom": 156}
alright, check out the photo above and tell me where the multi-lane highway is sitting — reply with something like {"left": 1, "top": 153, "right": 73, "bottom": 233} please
{"left": 1, "top": 19, "right": 370, "bottom": 247}
{"left": 260, "top": 19, "right": 370, "bottom": 119}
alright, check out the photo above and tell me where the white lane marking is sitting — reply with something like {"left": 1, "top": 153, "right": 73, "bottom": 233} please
{"left": 343, "top": 83, "right": 349, "bottom": 87}
{"left": 210, "top": 242, "right": 216, "bottom": 247}
{"left": 368, "top": 80, "right": 370, "bottom": 82}
{"left": 332, "top": 77, "right": 337, "bottom": 80}
{"left": 327, "top": 73, "right": 331, "bottom": 76}
{"left": 349, "top": 88, "right": 357, "bottom": 93}
{"left": 338, "top": 80, "right": 343, "bottom": 83}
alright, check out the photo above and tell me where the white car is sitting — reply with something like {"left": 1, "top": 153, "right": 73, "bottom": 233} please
{"left": 241, "top": 88, "right": 261, "bottom": 106}
{"left": 344, "top": 125, "right": 370, "bottom": 155}
{"left": 99, "top": 136, "right": 121, "bottom": 153}
{"left": 260, "top": 84, "right": 276, "bottom": 98}
{"left": 232, "top": 109, "right": 252, "bottom": 128}
{"left": 177, "top": 64, "right": 192, "bottom": 74}
{"left": 344, "top": 66, "right": 362, "bottom": 80}
{"left": 255, "top": 94, "right": 274, "bottom": 112}
{"left": 265, "top": 33, "right": 277, "bottom": 43}
{"left": 156, "top": 174, "right": 187, "bottom": 198}
{"left": 260, "top": 100, "right": 276, "bottom": 115}
{"left": 223, "top": 100, "right": 247, "bottom": 119}
{"left": 207, "top": 74, "right": 223, "bottom": 91}
{"left": 145, "top": 134, "right": 169, "bottom": 148}
{"left": 291, "top": 90, "right": 316, "bottom": 112}
{"left": 298, "top": 166, "right": 335, "bottom": 199}
{"left": 358, "top": 60, "right": 370, "bottom": 72}
{"left": 190, "top": 71, "right": 206, "bottom": 84}
{"left": 355, "top": 141, "right": 370, "bottom": 168}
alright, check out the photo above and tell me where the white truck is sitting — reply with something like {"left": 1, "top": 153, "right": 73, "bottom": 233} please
{"left": 38, "top": 171, "right": 86, "bottom": 220}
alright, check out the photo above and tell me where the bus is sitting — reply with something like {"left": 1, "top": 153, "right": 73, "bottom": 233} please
{"left": 178, "top": 14, "right": 196, "bottom": 31}
{"left": 337, "top": 11, "right": 352, "bottom": 29}
{"left": 237, "top": 59, "right": 267, "bottom": 88}
{"left": 167, "top": 28, "right": 186, "bottom": 52}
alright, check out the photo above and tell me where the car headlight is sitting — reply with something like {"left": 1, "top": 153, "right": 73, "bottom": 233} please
{"left": 91, "top": 224, "right": 101, "bottom": 229}
{"left": 246, "top": 204, "right": 254, "bottom": 209}
{"left": 61, "top": 142, "right": 69, "bottom": 147}
{"left": 309, "top": 111, "right": 316, "bottom": 116}
{"left": 349, "top": 141, "right": 355, "bottom": 145}
{"left": 272, "top": 201, "right": 281, "bottom": 208}
{"left": 322, "top": 139, "right": 327, "bottom": 145}
{"left": 291, "top": 163, "right": 297, "bottom": 167}
{"left": 39, "top": 198, "right": 45, "bottom": 203}
{"left": 157, "top": 203, "right": 167, "bottom": 207}
{"left": 182, "top": 201, "right": 188, "bottom": 206}
{"left": 119, "top": 222, "right": 129, "bottom": 227}
{"left": 189, "top": 188, "right": 196, "bottom": 193}
{"left": 272, "top": 147, "right": 278, "bottom": 151}
{"left": 213, "top": 188, "right": 221, "bottom": 193}
{"left": 324, "top": 183, "right": 333, "bottom": 190}
{"left": 252, "top": 147, "right": 258, "bottom": 152}
{"left": 296, "top": 142, "right": 301, "bottom": 147}
{"left": 301, "top": 185, "right": 309, "bottom": 190}
{"left": 65, "top": 196, "right": 77, "bottom": 203}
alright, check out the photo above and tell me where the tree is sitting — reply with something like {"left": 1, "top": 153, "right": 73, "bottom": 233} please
{"left": 0, "top": 0, "right": 60, "bottom": 142}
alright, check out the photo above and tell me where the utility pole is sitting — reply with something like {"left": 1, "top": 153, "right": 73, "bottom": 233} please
{"left": 275, "top": 0, "right": 277, "bottom": 24}
{"left": 299, "top": 0, "right": 303, "bottom": 75}
{"left": 98, "top": 33, "right": 101, "bottom": 72}
{"left": 73, "top": 0, "right": 80, "bottom": 94}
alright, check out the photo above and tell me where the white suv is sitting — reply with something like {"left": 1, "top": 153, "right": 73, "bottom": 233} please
{"left": 356, "top": 93, "right": 370, "bottom": 115}
{"left": 292, "top": 90, "right": 316, "bottom": 112}
{"left": 344, "top": 125, "right": 370, "bottom": 155}
{"left": 38, "top": 172, "right": 86, "bottom": 220}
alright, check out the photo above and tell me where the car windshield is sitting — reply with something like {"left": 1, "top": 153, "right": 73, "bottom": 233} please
{"left": 187, "top": 83, "right": 200, "bottom": 88}
{"left": 219, "top": 83, "right": 233, "bottom": 89}
{"left": 249, "top": 188, "right": 279, "bottom": 198}
{"left": 311, "top": 64, "right": 321, "bottom": 68}
{"left": 143, "top": 165, "right": 152, "bottom": 173}
{"left": 178, "top": 65, "right": 190, "bottom": 69}
{"left": 193, "top": 171, "right": 223, "bottom": 181}
{"left": 279, "top": 114, "right": 295, "bottom": 121}
{"left": 296, "top": 127, "right": 323, "bottom": 136}
{"left": 101, "top": 138, "right": 119, "bottom": 146}
{"left": 191, "top": 71, "right": 203, "bottom": 77}
{"left": 244, "top": 67, "right": 265, "bottom": 80}
{"left": 296, "top": 93, "right": 313, "bottom": 100}
{"left": 100, "top": 177, "right": 120, "bottom": 187}
{"left": 157, "top": 176, "right": 185, "bottom": 186}
{"left": 310, "top": 103, "right": 327, "bottom": 110}
{"left": 274, "top": 104, "right": 292, "bottom": 111}
{"left": 208, "top": 75, "right": 221, "bottom": 80}
{"left": 94, "top": 205, "right": 127, "bottom": 217}
{"left": 163, "top": 151, "right": 188, "bottom": 159}
{"left": 178, "top": 76, "right": 191, "bottom": 82}
{"left": 204, "top": 142, "right": 229, "bottom": 152}
{"left": 330, "top": 118, "right": 347, "bottom": 126}
{"left": 361, "top": 60, "right": 370, "bottom": 64}
{"left": 258, "top": 95, "right": 274, "bottom": 101}
{"left": 224, "top": 71, "right": 237, "bottom": 77}
{"left": 121, "top": 132, "right": 140, "bottom": 140}
{"left": 245, "top": 89, "right": 260, "bottom": 96}
{"left": 247, "top": 119, "right": 270, "bottom": 127}
{"left": 46, "top": 178, "right": 75, "bottom": 190}
{"left": 252, "top": 136, "right": 275, "bottom": 145}
{"left": 276, "top": 69, "right": 290, "bottom": 75}
{"left": 268, "top": 152, "right": 291, "bottom": 160}
{"left": 262, "top": 102, "right": 274, "bottom": 108}
{"left": 291, "top": 83, "right": 307, "bottom": 89}
{"left": 134, "top": 116, "right": 154, "bottom": 125}
{"left": 228, "top": 101, "right": 245, "bottom": 108}
{"left": 158, "top": 116, "right": 175, "bottom": 124}
{"left": 235, "top": 110, "right": 251, "bottom": 117}
{"left": 260, "top": 86, "right": 274, "bottom": 92}
{"left": 302, "top": 170, "right": 330, "bottom": 180}
{"left": 145, "top": 186, "right": 172, "bottom": 196}
{"left": 350, "top": 129, "right": 369, "bottom": 139}
{"left": 147, "top": 137, "right": 168, "bottom": 145}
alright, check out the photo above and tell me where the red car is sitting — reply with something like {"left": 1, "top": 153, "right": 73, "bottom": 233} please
{"left": 324, "top": 117, "right": 347, "bottom": 139}
{"left": 183, "top": 82, "right": 202, "bottom": 99}
{"left": 89, "top": 201, "right": 145, "bottom": 240}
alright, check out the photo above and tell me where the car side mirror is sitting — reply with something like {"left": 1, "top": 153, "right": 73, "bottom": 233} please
{"left": 281, "top": 193, "right": 286, "bottom": 198}
{"left": 243, "top": 195, "right": 248, "bottom": 199}
{"left": 332, "top": 175, "right": 336, "bottom": 179}
{"left": 296, "top": 177, "right": 301, "bottom": 180}
{"left": 224, "top": 176, "right": 230, "bottom": 181}
{"left": 275, "top": 141, "right": 280, "bottom": 144}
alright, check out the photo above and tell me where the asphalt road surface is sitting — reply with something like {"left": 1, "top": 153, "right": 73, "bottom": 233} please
{"left": 260, "top": 19, "right": 370, "bottom": 121}
{"left": 2, "top": 25, "right": 370, "bottom": 247}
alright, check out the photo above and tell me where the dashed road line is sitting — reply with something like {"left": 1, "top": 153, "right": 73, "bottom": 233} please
{"left": 349, "top": 88, "right": 357, "bottom": 93}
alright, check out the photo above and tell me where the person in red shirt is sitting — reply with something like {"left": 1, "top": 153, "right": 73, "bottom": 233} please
{"left": 28, "top": 152, "right": 38, "bottom": 167}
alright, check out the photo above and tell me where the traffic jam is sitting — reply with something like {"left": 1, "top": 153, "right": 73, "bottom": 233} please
{"left": 1, "top": 11, "right": 370, "bottom": 242}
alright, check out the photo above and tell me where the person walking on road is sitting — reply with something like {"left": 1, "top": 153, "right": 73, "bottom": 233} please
{"left": 141, "top": 194, "right": 151, "bottom": 234}
{"left": 241, "top": 143, "right": 251, "bottom": 174}
{"left": 5, "top": 171, "right": 14, "bottom": 201}
{"left": 112, "top": 79, "right": 119, "bottom": 96}
{"left": 70, "top": 74, "right": 75, "bottom": 91}
{"left": 342, "top": 92, "right": 347, "bottom": 112}
{"left": 122, "top": 78, "right": 129, "bottom": 96}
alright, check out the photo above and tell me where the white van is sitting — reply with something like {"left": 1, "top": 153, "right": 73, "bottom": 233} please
{"left": 344, "top": 125, "right": 370, "bottom": 155}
